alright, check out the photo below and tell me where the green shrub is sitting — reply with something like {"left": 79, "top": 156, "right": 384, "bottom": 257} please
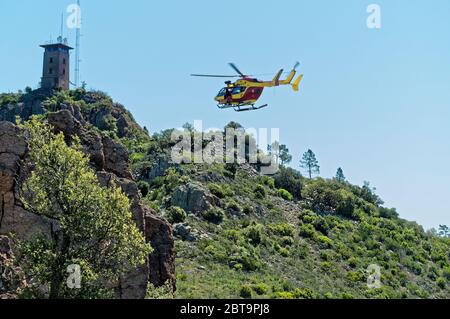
{"left": 299, "top": 224, "right": 316, "bottom": 239}
{"left": 268, "top": 223, "right": 295, "bottom": 237}
{"left": 226, "top": 200, "right": 242, "bottom": 213}
{"left": 239, "top": 285, "right": 252, "bottom": 299}
{"left": 320, "top": 262, "right": 332, "bottom": 270}
{"left": 442, "top": 266, "right": 450, "bottom": 281}
{"left": 245, "top": 224, "right": 265, "bottom": 246}
{"left": 437, "top": 277, "right": 446, "bottom": 289}
{"left": 323, "top": 292, "right": 333, "bottom": 299}
{"left": 315, "top": 235, "right": 333, "bottom": 248}
{"left": 254, "top": 185, "right": 266, "bottom": 199}
{"left": 230, "top": 247, "right": 261, "bottom": 271}
{"left": 278, "top": 188, "right": 294, "bottom": 201}
{"left": 293, "top": 288, "right": 316, "bottom": 299}
{"left": 202, "top": 207, "right": 225, "bottom": 224}
{"left": 208, "top": 183, "right": 226, "bottom": 198}
{"left": 320, "top": 250, "right": 333, "bottom": 261}
{"left": 280, "top": 236, "right": 294, "bottom": 247}
{"left": 224, "top": 229, "right": 241, "bottom": 241}
{"left": 273, "top": 166, "right": 303, "bottom": 199}
{"left": 242, "top": 204, "right": 254, "bottom": 215}
{"left": 252, "top": 283, "right": 269, "bottom": 295}
{"left": 299, "top": 210, "right": 330, "bottom": 235}
{"left": 257, "top": 176, "right": 275, "bottom": 189}
{"left": 241, "top": 254, "right": 261, "bottom": 271}
{"left": 302, "top": 179, "right": 357, "bottom": 219}
{"left": 166, "top": 206, "right": 187, "bottom": 224}
{"left": 298, "top": 209, "right": 318, "bottom": 224}
{"left": 233, "top": 264, "right": 243, "bottom": 271}
{"left": 273, "top": 291, "right": 295, "bottom": 299}
{"left": 347, "top": 271, "right": 364, "bottom": 283}
{"left": 295, "top": 243, "right": 309, "bottom": 259}
{"left": 279, "top": 247, "right": 290, "bottom": 257}
{"left": 348, "top": 257, "right": 358, "bottom": 268}
{"left": 146, "top": 281, "right": 174, "bottom": 299}
{"left": 224, "top": 163, "right": 238, "bottom": 179}
{"left": 204, "top": 245, "right": 227, "bottom": 262}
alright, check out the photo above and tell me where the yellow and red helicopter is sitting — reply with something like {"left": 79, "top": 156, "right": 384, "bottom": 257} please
{"left": 191, "top": 62, "right": 303, "bottom": 112}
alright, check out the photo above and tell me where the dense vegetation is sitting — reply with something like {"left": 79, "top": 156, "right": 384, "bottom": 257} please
{"left": 146, "top": 161, "right": 450, "bottom": 299}
{"left": 3, "top": 89, "right": 450, "bottom": 299}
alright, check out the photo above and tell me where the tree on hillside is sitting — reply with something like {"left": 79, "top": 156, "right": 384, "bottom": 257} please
{"left": 439, "top": 225, "right": 450, "bottom": 238}
{"left": 18, "top": 118, "right": 152, "bottom": 299}
{"left": 335, "top": 167, "right": 346, "bottom": 183}
{"left": 267, "top": 141, "right": 280, "bottom": 164}
{"left": 279, "top": 145, "right": 293, "bottom": 165}
{"left": 224, "top": 121, "right": 244, "bottom": 131}
{"left": 182, "top": 122, "right": 195, "bottom": 132}
{"left": 300, "top": 149, "right": 320, "bottom": 179}
{"left": 273, "top": 166, "right": 303, "bottom": 199}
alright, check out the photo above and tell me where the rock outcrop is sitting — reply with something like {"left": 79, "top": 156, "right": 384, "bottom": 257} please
{"left": 0, "top": 109, "right": 175, "bottom": 298}
{"left": 171, "top": 183, "right": 221, "bottom": 214}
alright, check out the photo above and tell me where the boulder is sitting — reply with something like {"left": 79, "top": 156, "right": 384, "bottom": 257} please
{"left": 173, "top": 223, "right": 198, "bottom": 242}
{"left": 48, "top": 110, "right": 105, "bottom": 169}
{"left": 171, "top": 183, "right": 220, "bottom": 214}
{"left": 102, "top": 136, "right": 133, "bottom": 179}
{"left": 146, "top": 154, "right": 173, "bottom": 182}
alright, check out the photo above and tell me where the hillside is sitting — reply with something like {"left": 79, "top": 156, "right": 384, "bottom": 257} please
{"left": 1, "top": 89, "right": 450, "bottom": 299}
{"left": 139, "top": 133, "right": 450, "bottom": 299}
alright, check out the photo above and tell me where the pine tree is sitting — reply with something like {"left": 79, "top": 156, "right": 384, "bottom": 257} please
{"left": 439, "top": 225, "right": 450, "bottom": 238}
{"left": 300, "top": 149, "right": 320, "bottom": 179}
{"left": 336, "top": 167, "right": 346, "bottom": 183}
{"left": 279, "top": 145, "right": 293, "bottom": 165}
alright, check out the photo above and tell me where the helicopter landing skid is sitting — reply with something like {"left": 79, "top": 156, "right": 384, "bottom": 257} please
{"left": 234, "top": 104, "right": 268, "bottom": 112}
{"left": 217, "top": 104, "right": 236, "bottom": 110}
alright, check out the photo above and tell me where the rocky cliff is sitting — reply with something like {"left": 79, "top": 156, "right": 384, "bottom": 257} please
{"left": 0, "top": 91, "right": 175, "bottom": 299}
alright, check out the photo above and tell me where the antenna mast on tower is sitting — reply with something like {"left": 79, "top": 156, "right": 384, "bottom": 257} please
{"left": 75, "top": 0, "right": 81, "bottom": 87}
{"left": 60, "top": 12, "right": 64, "bottom": 40}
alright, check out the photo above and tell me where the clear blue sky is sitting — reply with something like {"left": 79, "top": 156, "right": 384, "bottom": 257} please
{"left": 1, "top": 0, "right": 449, "bottom": 230}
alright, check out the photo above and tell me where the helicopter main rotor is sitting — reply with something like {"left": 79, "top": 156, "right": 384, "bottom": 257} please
{"left": 191, "top": 63, "right": 250, "bottom": 79}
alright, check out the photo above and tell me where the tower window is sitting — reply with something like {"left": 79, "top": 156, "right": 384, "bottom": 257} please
{"left": 63, "top": 59, "right": 66, "bottom": 65}
{"left": 49, "top": 57, "right": 53, "bottom": 63}
{"left": 63, "top": 69, "right": 66, "bottom": 75}
{"left": 49, "top": 68, "right": 53, "bottom": 74}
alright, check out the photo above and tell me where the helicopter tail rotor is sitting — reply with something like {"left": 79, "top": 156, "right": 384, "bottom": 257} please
{"left": 292, "top": 74, "right": 304, "bottom": 92}
{"left": 272, "top": 69, "right": 284, "bottom": 86}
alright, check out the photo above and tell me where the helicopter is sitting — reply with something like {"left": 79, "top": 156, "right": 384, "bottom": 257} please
{"left": 191, "top": 62, "right": 303, "bottom": 112}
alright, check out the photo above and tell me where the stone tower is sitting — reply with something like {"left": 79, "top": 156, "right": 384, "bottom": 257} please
{"left": 40, "top": 38, "right": 73, "bottom": 90}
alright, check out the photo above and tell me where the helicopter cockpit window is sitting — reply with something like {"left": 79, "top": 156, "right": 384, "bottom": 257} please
{"left": 217, "top": 88, "right": 227, "bottom": 97}
{"left": 232, "top": 86, "right": 246, "bottom": 94}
